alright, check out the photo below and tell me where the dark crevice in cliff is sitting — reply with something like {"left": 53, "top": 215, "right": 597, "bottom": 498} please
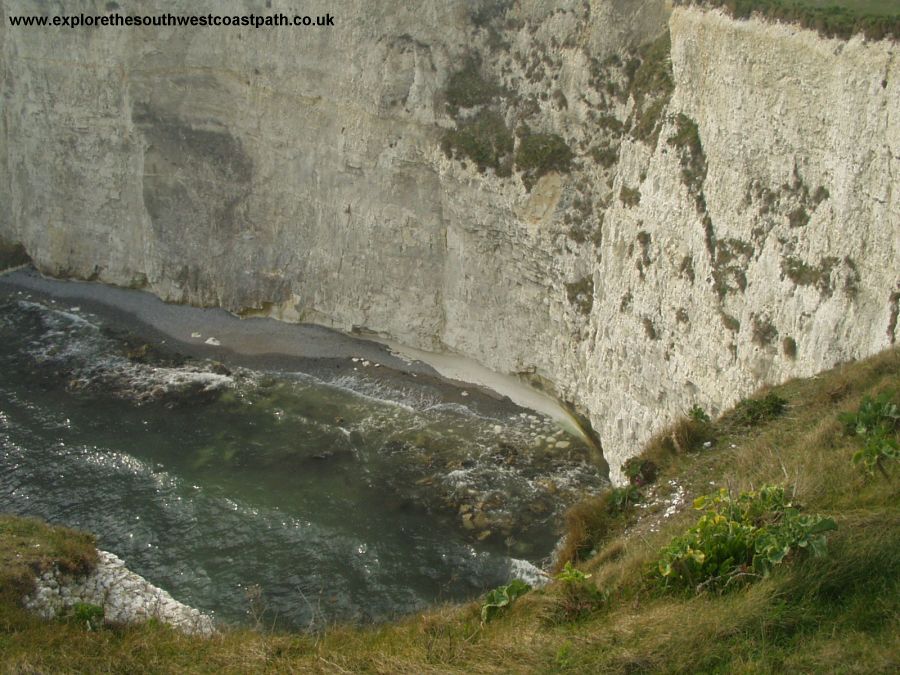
{"left": 888, "top": 289, "right": 900, "bottom": 344}
{"left": 0, "top": 240, "right": 31, "bottom": 272}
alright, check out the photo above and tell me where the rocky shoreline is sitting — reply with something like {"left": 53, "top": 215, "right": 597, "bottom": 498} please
{"left": 24, "top": 550, "right": 215, "bottom": 635}
{"left": 1, "top": 272, "right": 606, "bottom": 626}
{"left": 0, "top": 269, "right": 609, "bottom": 552}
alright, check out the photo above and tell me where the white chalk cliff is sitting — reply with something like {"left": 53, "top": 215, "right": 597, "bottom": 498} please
{"left": 1, "top": 0, "right": 897, "bottom": 481}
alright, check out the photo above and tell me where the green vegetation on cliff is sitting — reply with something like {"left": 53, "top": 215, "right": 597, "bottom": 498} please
{"left": 439, "top": 56, "right": 576, "bottom": 187}
{"left": 443, "top": 59, "right": 500, "bottom": 113}
{"left": 515, "top": 128, "right": 574, "bottom": 189}
{"left": 1, "top": 349, "right": 898, "bottom": 672}
{"left": 441, "top": 109, "right": 514, "bottom": 175}
{"left": 675, "top": 0, "right": 900, "bottom": 40}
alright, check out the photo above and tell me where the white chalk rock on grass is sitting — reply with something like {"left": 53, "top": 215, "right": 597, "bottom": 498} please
{"left": 23, "top": 550, "right": 215, "bottom": 635}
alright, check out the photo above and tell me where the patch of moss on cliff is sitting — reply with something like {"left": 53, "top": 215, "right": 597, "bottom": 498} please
{"left": 782, "top": 255, "right": 840, "bottom": 297}
{"left": 636, "top": 231, "right": 652, "bottom": 275}
{"left": 744, "top": 167, "right": 831, "bottom": 251}
{"left": 441, "top": 52, "right": 578, "bottom": 187}
{"left": 783, "top": 336, "right": 799, "bottom": 358}
{"left": 668, "top": 113, "right": 707, "bottom": 195}
{"left": 619, "top": 186, "right": 641, "bottom": 208}
{"left": 665, "top": 116, "right": 752, "bottom": 304}
{"left": 712, "top": 238, "right": 755, "bottom": 299}
{"left": 679, "top": 255, "right": 696, "bottom": 283}
{"left": 627, "top": 31, "right": 675, "bottom": 146}
{"left": 590, "top": 143, "right": 619, "bottom": 168}
{"left": 565, "top": 276, "right": 594, "bottom": 315}
{"left": 441, "top": 58, "right": 515, "bottom": 175}
{"left": 441, "top": 109, "right": 513, "bottom": 175}
{"left": 444, "top": 59, "right": 500, "bottom": 113}
{"left": 720, "top": 311, "right": 742, "bottom": 332}
{"left": 515, "top": 129, "right": 573, "bottom": 189}
{"left": 751, "top": 313, "right": 779, "bottom": 346}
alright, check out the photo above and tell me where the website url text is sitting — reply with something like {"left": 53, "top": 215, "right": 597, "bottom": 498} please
{"left": 8, "top": 12, "right": 335, "bottom": 29}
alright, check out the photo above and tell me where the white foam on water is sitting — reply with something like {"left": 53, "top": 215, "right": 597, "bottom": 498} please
{"left": 128, "top": 366, "right": 233, "bottom": 392}
{"left": 422, "top": 401, "right": 479, "bottom": 417}
{"left": 78, "top": 445, "right": 166, "bottom": 481}
{"left": 322, "top": 375, "right": 423, "bottom": 413}
{"left": 508, "top": 557, "right": 551, "bottom": 588}
{"left": 17, "top": 298, "right": 235, "bottom": 400}
{"left": 17, "top": 299, "right": 97, "bottom": 330}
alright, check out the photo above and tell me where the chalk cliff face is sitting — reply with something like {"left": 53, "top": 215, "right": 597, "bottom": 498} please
{"left": 1, "top": 0, "right": 897, "bottom": 482}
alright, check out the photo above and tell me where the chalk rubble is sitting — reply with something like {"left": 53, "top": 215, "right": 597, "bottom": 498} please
{"left": 22, "top": 550, "right": 215, "bottom": 635}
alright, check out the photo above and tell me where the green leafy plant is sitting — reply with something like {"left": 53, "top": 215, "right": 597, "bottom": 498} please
{"left": 839, "top": 391, "right": 899, "bottom": 479}
{"left": 656, "top": 486, "right": 836, "bottom": 592}
{"left": 623, "top": 457, "right": 659, "bottom": 486}
{"left": 69, "top": 602, "right": 105, "bottom": 631}
{"left": 480, "top": 579, "right": 531, "bottom": 623}
{"left": 688, "top": 404, "right": 710, "bottom": 424}
{"left": 550, "top": 562, "right": 604, "bottom": 623}
{"left": 609, "top": 485, "right": 641, "bottom": 512}
{"left": 555, "top": 561, "right": 590, "bottom": 584}
{"left": 555, "top": 641, "right": 574, "bottom": 669}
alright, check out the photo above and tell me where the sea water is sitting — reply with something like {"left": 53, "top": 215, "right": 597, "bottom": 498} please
{"left": 0, "top": 293, "right": 606, "bottom": 629}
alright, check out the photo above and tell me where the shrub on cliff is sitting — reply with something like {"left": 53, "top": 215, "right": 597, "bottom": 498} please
{"left": 724, "top": 392, "right": 787, "bottom": 428}
{"left": 656, "top": 486, "right": 837, "bottom": 592}
{"left": 444, "top": 59, "right": 499, "bottom": 112}
{"left": 514, "top": 130, "right": 573, "bottom": 189}
{"left": 441, "top": 110, "right": 514, "bottom": 175}
{"left": 555, "top": 485, "right": 642, "bottom": 569}
{"left": 840, "top": 390, "right": 899, "bottom": 478}
{"left": 628, "top": 31, "right": 674, "bottom": 145}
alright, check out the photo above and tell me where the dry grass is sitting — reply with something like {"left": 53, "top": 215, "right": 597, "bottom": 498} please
{"left": 0, "top": 516, "right": 98, "bottom": 601}
{"left": 1, "top": 348, "right": 898, "bottom": 673}
{"left": 553, "top": 492, "right": 621, "bottom": 570}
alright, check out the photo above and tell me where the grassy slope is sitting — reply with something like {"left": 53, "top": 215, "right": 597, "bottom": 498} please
{"left": 1, "top": 348, "right": 898, "bottom": 673}
{"left": 675, "top": 0, "right": 900, "bottom": 39}
{"left": 801, "top": 0, "right": 899, "bottom": 15}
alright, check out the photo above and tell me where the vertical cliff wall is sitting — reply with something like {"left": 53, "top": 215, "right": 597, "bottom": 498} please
{"left": 1, "top": 0, "right": 897, "bottom": 482}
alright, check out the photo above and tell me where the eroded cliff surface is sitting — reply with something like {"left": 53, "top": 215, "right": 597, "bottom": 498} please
{"left": 1, "top": 0, "right": 897, "bottom": 481}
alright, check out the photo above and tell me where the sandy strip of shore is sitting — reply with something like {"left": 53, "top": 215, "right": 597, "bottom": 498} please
{"left": 0, "top": 268, "right": 433, "bottom": 371}
{"left": 375, "top": 337, "right": 589, "bottom": 437}
{"left": 0, "top": 268, "right": 592, "bottom": 442}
